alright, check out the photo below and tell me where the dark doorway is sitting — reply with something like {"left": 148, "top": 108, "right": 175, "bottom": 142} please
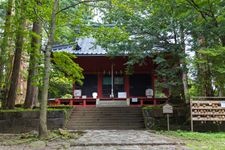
{"left": 76, "top": 74, "right": 97, "bottom": 97}
{"left": 102, "top": 75, "right": 124, "bottom": 97}
{"left": 129, "top": 74, "right": 151, "bottom": 97}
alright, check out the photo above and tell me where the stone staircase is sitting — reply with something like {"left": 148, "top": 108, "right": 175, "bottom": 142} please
{"left": 66, "top": 107, "right": 145, "bottom": 130}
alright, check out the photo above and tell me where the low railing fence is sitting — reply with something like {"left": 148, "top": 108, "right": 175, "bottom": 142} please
{"left": 48, "top": 97, "right": 168, "bottom": 107}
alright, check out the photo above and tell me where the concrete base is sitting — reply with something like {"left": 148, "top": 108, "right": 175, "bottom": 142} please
{"left": 96, "top": 99, "right": 130, "bottom": 107}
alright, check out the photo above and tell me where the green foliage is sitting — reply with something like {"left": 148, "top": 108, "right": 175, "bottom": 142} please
{"left": 0, "top": 129, "right": 83, "bottom": 146}
{"left": 0, "top": 106, "right": 73, "bottom": 113}
{"left": 1, "top": 0, "right": 225, "bottom": 105}
{"left": 142, "top": 105, "right": 162, "bottom": 110}
{"left": 52, "top": 52, "right": 84, "bottom": 84}
{"left": 198, "top": 46, "right": 225, "bottom": 95}
{"left": 48, "top": 52, "right": 83, "bottom": 98}
{"left": 48, "top": 76, "right": 73, "bottom": 98}
{"left": 91, "top": 0, "right": 190, "bottom": 100}
{"left": 160, "top": 131, "right": 225, "bottom": 150}
{"left": 61, "top": 94, "right": 73, "bottom": 99}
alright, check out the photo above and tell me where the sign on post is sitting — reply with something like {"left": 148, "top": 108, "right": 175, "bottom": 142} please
{"left": 163, "top": 103, "right": 173, "bottom": 131}
{"left": 163, "top": 104, "right": 173, "bottom": 114}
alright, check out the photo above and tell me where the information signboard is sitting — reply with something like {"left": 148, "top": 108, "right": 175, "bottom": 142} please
{"left": 163, "top": 104, "right": 173, "bottom": 114}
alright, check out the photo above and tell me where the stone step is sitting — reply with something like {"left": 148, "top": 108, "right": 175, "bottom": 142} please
{"left": 66, "top": 107, "right": 144, "bottom": 130}
{"left": 70, "top": 114, "right": 143, "bottom": 117}
{"left": 67, "top": 122, "right": 144, "bottom": 125}
{"left": 70, "top": 118, "right": 142, "bottom": 121}
{"left": 73, "top": 115, "right": 142, "bottom": 118}
{"left": 66, "top": 125, "right": 145, "bottom": 130}
{"left": 70, "top": 113, "right": 142, "bottom": 116}
{"left": 68, "top": 119, "right": 144, "bottom": 123}
{"left": 71, "top": 110, "right": 142, "bottom": 113}
{"left": 73, "top": 107, "right": 142, "bottom": 112}
{"left": 70, "top": 115, "right": 142, "bottom": 119}
{"left": 75, "top": 107, "right": 141, "bottom": 110}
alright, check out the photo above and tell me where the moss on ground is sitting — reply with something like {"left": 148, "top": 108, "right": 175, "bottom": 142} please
{"left": 142, "top": 105, "right": 163, "bottom": 110}
{"left": 0, "top": 129, "right": 84, "bottom": 146}
{"left": 0, "top": 105, "right": 73, "bottom": 113}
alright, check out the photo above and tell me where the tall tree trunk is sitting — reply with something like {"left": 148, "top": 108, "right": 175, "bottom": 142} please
{"left": 220, "top": 35, "right": 225, "bottom": 47}
{"left": 218, "top": 82, "right": 225, "bottom": 97}
{"left": 0, "top": 0, "right": 13, "bottom": 108}
{"left": 39, "top": 0, "right": 58, "bottom": 138}
{"left": 6, "top": 0, "right": 26, "bottom": 109}
{"left": 204, "top": 57, "right": 214, "bottom": 96}
{"left": 180, "top": 25, "right": 190, "bottom": 103}
{"left": 196, "top": 36, "right": 214, "bottom": 97}
{"left": 169, "top": 22, "right": 185, "bottom": 104}
{"left": 24, "top": 21, "right": 42, "bottom": 108}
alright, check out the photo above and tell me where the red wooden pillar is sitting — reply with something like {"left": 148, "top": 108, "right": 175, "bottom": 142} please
{"left": 83, "top": 100, "right": 87, "bottom": 107}
{"left": 140, "top": 99, "right": 144, "bottom": 106}
{"left": 124, "top": 75, "right": 129, "bottom": 97}
{"left": 56, "top": 99, "right": 61, "bottom": 105}
{"left": 151, "top": 60, "right": 156, "bottom": 105}
{"left": 98, "top": 73, "right": 103, "bottom": 98}
{"left": 69, "top": 99, "right": 73, "bottom": 105}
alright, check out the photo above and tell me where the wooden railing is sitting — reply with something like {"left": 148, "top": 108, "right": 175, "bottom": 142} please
{"left": 48, "top": 97, "right": 168, "bottom": 107}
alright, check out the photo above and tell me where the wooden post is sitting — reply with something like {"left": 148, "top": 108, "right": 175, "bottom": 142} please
{"left": 151, "top": 67, "right": 156, "bottom": 105}
{"left": 163, "top": 103, "right": 173, "bottom": 131}
{"left": 69, "top": 99, "right": 73, "bottom": 106}
{"left": 83, "top": 100, "right": 86, "bottom": 107}
{"left": 124, "top": 75, "right": 129, "bottom": 97}
{"left": 97, "top": 73, "right": 103, "bottom": 98}
{"left": 150, "top": 59, "right": 156, "bottom": 105}
{"left": 167, "top": 114, "right": 170, "bottom": 131}
{"left": 56, "top": 99, "right": 61, "bottom": 105}
{"left": 190, "top": 100, "right": 193, "bottom": 132}
{"left": 72, "top": 83, "right": 75, "bottom": 98}
{"left": 140, "top": 99, "right": 144, "bottom": 106}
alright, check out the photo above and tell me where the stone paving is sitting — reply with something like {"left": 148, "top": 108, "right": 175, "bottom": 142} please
{"left": 69, "top": 130, "right": 189, "bottom": 150}
{"left": 0, "top": 130, "right": 190, "bottom": 150}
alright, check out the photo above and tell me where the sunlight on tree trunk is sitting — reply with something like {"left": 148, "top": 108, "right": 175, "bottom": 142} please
{"left": 39, "top": 0, "right": 58, "bottom": 138}
{"left": 24, "top": 21, "right": 41, "bottom": 108}
{"left": 0, "top": 0, "right": 14, "bottom": 109}
{"left": 6, "top": 0, "right": 26, "bottom": 109}
{"left": 180, "top": 26, "right": 190, "bottom": 103}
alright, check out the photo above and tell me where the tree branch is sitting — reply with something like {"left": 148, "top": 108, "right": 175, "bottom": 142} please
{"left": 56, "top": 0, "right": 105, "bottom": 15}
{"left": 185, "top": 0, "right": 208, "bottom": 21}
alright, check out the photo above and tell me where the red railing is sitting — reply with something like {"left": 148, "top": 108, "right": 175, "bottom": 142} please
{"left": 48, "top": 97, "right": 168, "bottom": 107}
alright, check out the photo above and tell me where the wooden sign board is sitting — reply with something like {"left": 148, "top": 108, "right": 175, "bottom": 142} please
{"left": 190, "top": 99, "right": 225, "bottom": 131}
{"left": 163, "top": 104, "right": 173, "bottom": 114}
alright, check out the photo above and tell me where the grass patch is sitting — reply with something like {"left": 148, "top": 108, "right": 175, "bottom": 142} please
{"left": 0, "top": 129, "right": 84, "bottom": 146}
{"left": 158, "top": 130, "right": 225, "bottom": 150}
{"left": 0, "top": 105, "right": 73, "bottom": 113}
{"left": 0, "top": 108, "right": 39, "bottom": 113}
{"left": 142, "top": 105, "right": 162, "bottom": 110}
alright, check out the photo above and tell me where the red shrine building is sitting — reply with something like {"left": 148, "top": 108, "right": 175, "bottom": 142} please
{"left": 52, "top": 38, "right": 167, "bottom": 107}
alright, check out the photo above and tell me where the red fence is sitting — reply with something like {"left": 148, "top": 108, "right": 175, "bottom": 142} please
{"left": 48, "top": 97, "right": 168, "bottom": 107}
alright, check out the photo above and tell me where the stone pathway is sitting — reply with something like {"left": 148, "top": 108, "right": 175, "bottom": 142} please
{"left": 69, "top": 130, "right": 189, "bottom": 150}
{"left": 0, "top": 130, "right": 190, "bottom": 150}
